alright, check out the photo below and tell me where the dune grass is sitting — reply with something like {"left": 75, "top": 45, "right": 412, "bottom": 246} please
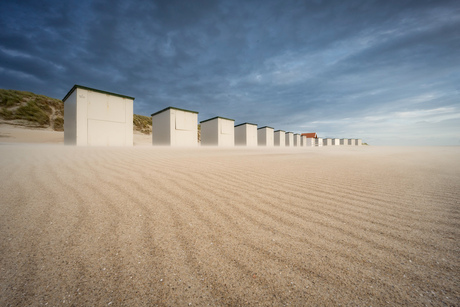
{"left": 133, "top": 114, "right": 152, "bottom": 134}
{"left": 0, "top": 89, "right": 64, "bottom": 129}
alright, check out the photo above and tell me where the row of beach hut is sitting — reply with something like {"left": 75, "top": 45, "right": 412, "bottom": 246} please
{"left": 63, "top": 85, "right": 362, "bottom": 147}
{"left": 152, "top": 107, "right": 362, "bottom": 147}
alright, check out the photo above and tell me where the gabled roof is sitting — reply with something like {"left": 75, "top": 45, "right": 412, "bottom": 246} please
{"left": 234, "top": 122, "right": 257, "bottom": 128}
{"left": 151, "top": 106, "right": 198, "bottom": 117}
{"left": 63, "top": 84, "right": 135, "bottom": 102}
{"left": 200, "top": 116, "right": 235, "bottom": 123}
{"left": 301, "top": 133, "right": 317, "bottom": 138}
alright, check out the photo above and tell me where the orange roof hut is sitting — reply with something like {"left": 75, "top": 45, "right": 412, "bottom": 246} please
{"left": 301, "top": 133, "right": 317, "bottom": 138}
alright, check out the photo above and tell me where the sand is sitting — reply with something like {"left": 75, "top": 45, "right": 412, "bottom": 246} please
{"left": 0, "top": 124, "right": 152, "bottom": 146}
{"left": 0, "top": 125, "right": 459, "bottom": 306}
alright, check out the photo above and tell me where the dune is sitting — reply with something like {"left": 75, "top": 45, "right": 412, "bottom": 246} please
{"left": 0, "top": 124, "right": 64, "bottom": 144}
{"left": 0, "top": 124, "right": 152, "bottom": 146}
{"left": 0, "top": 127, "right": 459, "bottom": 305}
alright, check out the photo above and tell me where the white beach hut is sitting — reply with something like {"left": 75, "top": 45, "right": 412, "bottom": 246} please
{"left": 234, "top": 123, "right": 258, "bottom": 146}
{"left": 340, "top": 138, "right": 348, "bottom": 146}
{"left": 302, "top": 133, "right": 317, "bottom": 147}
{"left": 151, "top": 107, "right": 198, "bottom": 146}
{"left": 285, "top": 132, "right": 294, "bottom": 147}
{"left": 274, "top": 130, "right": 285, "bottom": 147}
{"left": 348, "top": 139, "right": 354, "bottom": 146}
{"left": 293, "top": 134, "right": 301, "bottom": 147}
{"left": 63, "top": 84, "right": 134, "bottom": 146}
{"left": 315, "top": 138, "right": 323, "bottom": 147}
{"left": 355, "top": 139, "right": 362, "bottom": 146}
{"left": 257, "top": 126, "right": 274, "bottom": 147}
{"left": 200, "top": 116, "right": 235, "bottom": 147}
{"left": 323, "top": 138, "right": 332, "bottom": 146}
{"left": 301, "top": 135, "right": 307, "bottom": 147}
{"left": 332, "top": 138, "right": 340, "bottom": 146}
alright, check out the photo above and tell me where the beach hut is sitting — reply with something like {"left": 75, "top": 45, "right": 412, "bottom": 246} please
{"left": 151, "top": 107, "right": 198, "bottom": 146}
{"left": 293, "top": 134, "right": 301, "bottom": 147}
{"left": 323, "top": 138, "right": 332, "bottom": 146}
{"left": 63, "top": 84, "right": 134, "bottom": 146}
{"left": 315, "top": 138, "right": 323, "bottom": 147}
{"left": 355, "top": 139, "right": 362, "bottom": 146}
{"left": 301, "top": 135, "right": 307, "bottom": 147}
{"left": 285, "top": 132, "right": 294, "bottom": 147}
{"left": 200, "top": 116, "right": 235, "bottom": 147}
{"left": 257, "top": 126, "right": 274, "bottom": 147}
{"left": 274, "top": 130, "right": 285, "bottom": 147}
{"left": 340, "top": 138, "right": 348, "bottom": 146}
{"left": 302, "top": 132, "right": 317, "bottom": 147}
{"left": 301, "top": 132, "right": 317, "bottom": 138}
{"left": 347, "top": 139, "right": 354, "bottom": 146}
{"left": 332, "top": 138, "right": 340, "bottom": 146}
{"left": 235, "top": 123, "right": 258, "bottom": 146}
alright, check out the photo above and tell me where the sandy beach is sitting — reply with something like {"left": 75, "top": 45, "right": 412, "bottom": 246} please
{"left": 0, "top": 125, "right": 459, "bottom": 306}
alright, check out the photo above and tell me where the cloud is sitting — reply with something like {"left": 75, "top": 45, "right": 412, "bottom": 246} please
{"left": 0, "top": 0, "right": 459, "bottom": 145}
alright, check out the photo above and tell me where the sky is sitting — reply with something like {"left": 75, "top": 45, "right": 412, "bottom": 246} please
{"left": 1, "top": 0, "right": 459, "bottom": 145}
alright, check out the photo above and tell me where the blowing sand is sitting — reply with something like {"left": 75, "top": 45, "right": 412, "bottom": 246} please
{"left": 0, "top": 128, "right": 459, "bottom": 305}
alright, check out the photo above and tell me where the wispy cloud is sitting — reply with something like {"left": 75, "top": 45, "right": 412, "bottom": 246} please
{"left": 0, "top": 0, "right": 459, "bottom": 145}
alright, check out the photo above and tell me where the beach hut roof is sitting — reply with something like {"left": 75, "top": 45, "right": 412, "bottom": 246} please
{"left": 151, "top": 106, "right": 198, "bottom": 117}
{"left": 200, "top": 116, "right": 234, "bottom": 124}
{"left": 301, "top": 133, "right": 317, "bottom": 138}
{"left": 63, "top": 84, "right": 135, "bottom": 102}
{"left": 234, "top": 122, "right": 257, "bottom": 128}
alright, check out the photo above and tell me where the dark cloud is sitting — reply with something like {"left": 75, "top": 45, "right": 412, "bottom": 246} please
{"left": 0, "top": 0, "right": 459, "bottom": 144}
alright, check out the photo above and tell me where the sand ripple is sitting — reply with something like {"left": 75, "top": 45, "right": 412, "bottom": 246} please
{"left": 0, "top": 145, "right": 459, "bottom": 305}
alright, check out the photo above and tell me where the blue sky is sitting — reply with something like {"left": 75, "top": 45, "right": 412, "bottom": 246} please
{"left": 1, "top": 0, "right": 459, "bottom": 145}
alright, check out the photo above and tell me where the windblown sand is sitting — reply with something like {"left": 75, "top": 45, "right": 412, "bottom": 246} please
{"left": 0, "top": 132, "right": 458, "bottom": 305}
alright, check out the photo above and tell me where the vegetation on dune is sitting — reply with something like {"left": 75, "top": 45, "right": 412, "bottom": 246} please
{"left": 0, "top": 88, "right": 151, "bottom": 134}
{"left": 133, "top": 114, "right": 152, "bottom": 134}
{"left": 0, "top": 89, "right": 64, "bottom": 130}
{"left": 54, "top": 116, "right": 64, "bottom": 131}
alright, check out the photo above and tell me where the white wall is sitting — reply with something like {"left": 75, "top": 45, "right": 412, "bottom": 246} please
{"left": 86, "top": 90, "right": 133, "bottom": 146}
{"left": 332, "top": 138, "right": 340, "bottom": 145}
{"left": 306, "top": 138, "right": 315, "bottom": 146}
{"left": 76, "top": 88, "right": 88, "bottom": 145}
{"left": 315, "top": 138, "right": 323, "bottom": 147}
{"left": 257, "top": 127, "right": 274, "bottom": 146}
{"left": 63, "top": 86, "right": 134, "bottom": 146}
{"left": 235, "top": 123, "right": 258, "bottom": 146}
{"left": 200, "top": 117, "right": 218, "bottom": 145}
{"left": 219, "top": 118, "right": 235, "bottom": 146}
{"left": 152, "top": 107, "right": 198, "bottom": 146}
{"left": 301, "top": 135, "right": 307, "bottom": 147}
{"left": 152, "top": 109, "right": 171, "bottom": 145}
{"left": 285, "top": 132, "right": 294, "bottom": 147}
{"left": 234, "top": 125, "right": 246, "bottom": 146}
{"left": 274, "top": 130, "right": 285, "bottom": 147}
{"left": 323, "top": 138, "right": 332, "bottom": 146}
{"left": 201, "top": 117, "right": 234, "bottom": 146}
{"left": 293, "top": 134, "right": 301, "bottom": 147}
{"left": 173, "top": 109, "right": 198, "bottom": 146}
{"left": 64, "top": 90, "right": 77, "bottom": 145}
